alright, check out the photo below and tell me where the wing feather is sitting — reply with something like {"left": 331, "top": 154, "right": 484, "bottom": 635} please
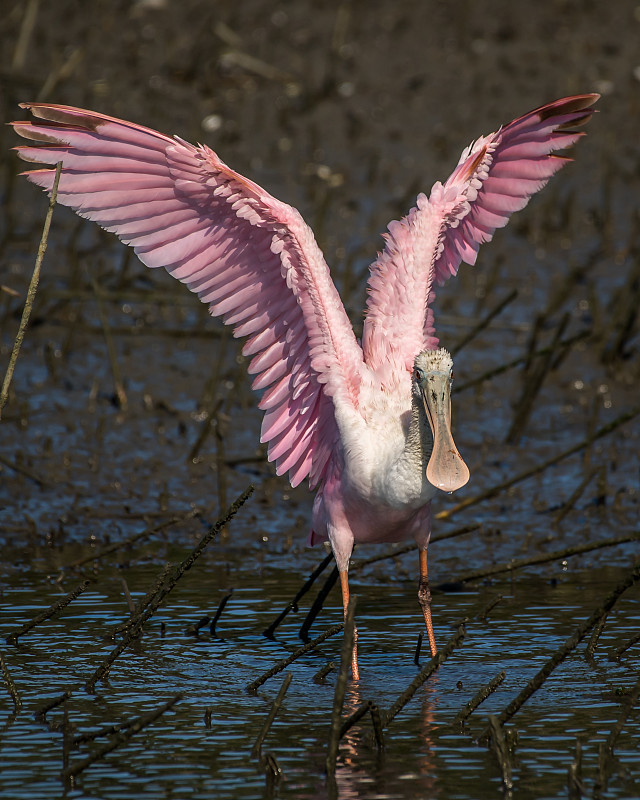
{"left": 363, "top": 94, "right": 598, "bottom": 372}
{"left": 13, "top": 103, "right": 365, "bottom": 488}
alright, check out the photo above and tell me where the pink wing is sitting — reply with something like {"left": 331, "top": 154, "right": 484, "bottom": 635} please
{"left": 363, "top": 94, "right": 598, "bottom": 373}
{"left": 12, "top": 103, "right": 365, "bottom": 488}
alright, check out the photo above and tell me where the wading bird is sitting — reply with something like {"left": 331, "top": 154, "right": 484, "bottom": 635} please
{"left": 12, "top": 94, "right": 597, "bottom": 678}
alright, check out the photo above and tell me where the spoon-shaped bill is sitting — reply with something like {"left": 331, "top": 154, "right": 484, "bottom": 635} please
{"left": 420, "top": 373, "right": 470, "bottom": 493}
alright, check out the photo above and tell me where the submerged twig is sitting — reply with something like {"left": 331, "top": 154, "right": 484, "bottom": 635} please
{"left": 349, "top": 523, "right": 481, "bottom": 573}
{"left": 480, "top": 563, "right": 640, "bottom": 740}
{"left": 381, "top": 623, "right": 466, "bottom": 728}
{"left": 210, "top": 591, "right": 233, "bottom": 636}
{"left": 0, "top": 162, "right": 61, "bottom": 421}
{"left": 63, "top": 694, "right": 182, "bottom": 779}
{"left": 370, "top": 704, "right": 385, "bottom": 750}
{"left": 0, "top": 452, "right": 47, "bottom": 487}
{"left": 113, "top": 563, "right": 173, "bottom": 636}
{"left": 595, "top": 671, "right": 640, "bottom": 796}
{"left": 567, "top": 739, "right": 585, "bottom": 800}
{"left": 263, "top": 552, "right": 334, "bottom": 638}
{"left": 487, "top": 715, "right": 513, "bottom": 794}
{"left": 476, "top": 594, "right": 504, "bottom": 622}
{"left": 339, "top": 699, "right": 372, "bottom": 739}
{"left": 453, "top": 671, "right": 506, "bottom": 727}
{"left": 0, "top": 651, "right": 22, "bottom": 711}
{"left": 34, "top": 689, "right": 75, "bottom": 722}
{"left": 86, "top": 487, "right": 253, "bottom": 691}
{"left": 5, "top": 580, "right": 90, "bottom": 645}
{"left": 609, "top": 631, "right": 640, "bottom": 662}
{"left": 246, "top": 624, "right": 344, "bottom": 694}
{"left": 414, "top": 631, "right": 424, "bottom": 666}
{"left": 585, "top": 614, "right": 609, "bottom": 660}
{"left": 313, "top": 661, "right": 336, "bottom": 684}
{"left": 299, "top": 566, "right": 339, "bottom": 641}
{"left": 251, "top": 673, "right": 293, "bottom": 759}
{"left": 553, "top": 466, "right": 599, "bottom": 527}
{"left": 64, "top": 509, "right": 199, "bottom": 571}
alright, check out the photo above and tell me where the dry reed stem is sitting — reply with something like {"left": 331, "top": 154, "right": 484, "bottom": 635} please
{"left": 11, "top": 0, "right": 40, "bottom": 72}
{"left": 451, "top": 289, "right": 518, "bottom": 356}
{"left": 453, "top": 330, "right": 589, "bottom": 395}
{"left": 455, "top": 532, "right": 639, "bottom": 584}
{"left": 91, "top": 276, "right": 128, "bottom": 410}
{"left": 64, "top": 509, "right": 199, "bottom": 570}
{"left": 553, "top": 465, "right": 599, "bottom": 527}
{"left": 37, "top": 47, "right": 82, "bottom": 101}
{"left": 506, "top": 312, "right": 570, "bottom": 444}
{"left": 0, "top": 161, "right": 61, "bottom": 421}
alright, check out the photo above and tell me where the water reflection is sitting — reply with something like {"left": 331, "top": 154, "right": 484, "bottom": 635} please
{"left": 327, "top": 672, "right": 443, "bottom": 799}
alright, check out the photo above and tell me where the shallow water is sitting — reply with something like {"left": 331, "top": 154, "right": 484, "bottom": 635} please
{"left": 1, "top": 553, "right": 639, "bottom": 799}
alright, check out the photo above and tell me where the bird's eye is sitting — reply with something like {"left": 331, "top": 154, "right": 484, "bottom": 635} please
{"left": 415, "top": 368, "right": 425, "bottom": 382}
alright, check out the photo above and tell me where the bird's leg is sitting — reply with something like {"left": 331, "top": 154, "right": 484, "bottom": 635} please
{"left": 418, "top": 548, "right": 437, "bottom": 657}
{"left": 339, "top": 570, "right": 359, "bottom": 680}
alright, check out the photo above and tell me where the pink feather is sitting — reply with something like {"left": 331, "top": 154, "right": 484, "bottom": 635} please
{"left": 11, "top": 94, "right": 597, "bottom": 591}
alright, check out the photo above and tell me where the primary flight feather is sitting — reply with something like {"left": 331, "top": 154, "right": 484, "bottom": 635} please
{"left": 12, "top": 93, "right": 598, "bottom": 677}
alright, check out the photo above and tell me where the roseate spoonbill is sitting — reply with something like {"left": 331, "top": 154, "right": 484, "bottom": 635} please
{"left": 12, "top": 94, "right": 597, "bottom": 678}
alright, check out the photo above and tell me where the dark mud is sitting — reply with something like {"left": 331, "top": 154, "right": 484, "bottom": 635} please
{"left": 1, "top": 1, "right": 639, "bottom": 798}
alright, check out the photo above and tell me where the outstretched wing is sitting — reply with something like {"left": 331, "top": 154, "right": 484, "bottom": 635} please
{"left": 363, "top": 94, "right": 598, "bottom": 373}
{"left": 12, "top": 103, "right": 365, "bottom": 488}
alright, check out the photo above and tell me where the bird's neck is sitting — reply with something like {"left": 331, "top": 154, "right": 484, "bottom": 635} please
{"left": 372, "top": 391, "right": 435, "bottom": 510}
{"left": 404, "top": 391, "right": 433, "bottom": 473}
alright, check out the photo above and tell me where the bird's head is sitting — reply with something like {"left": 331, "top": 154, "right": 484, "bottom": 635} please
{"left": 413, "top": 348, "right": 470, "bottom": 493}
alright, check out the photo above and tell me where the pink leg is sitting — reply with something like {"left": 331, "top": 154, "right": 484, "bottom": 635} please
{"left": 339, "top": 570, "right": 359, "bottom": 680}
{"left": 418, "top": 549, "right": 438, "bottom": 657}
